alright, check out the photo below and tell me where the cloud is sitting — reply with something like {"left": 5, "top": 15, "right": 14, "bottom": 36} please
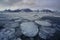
{"left": 0, "top": 0, "right": 60, "bottom": 10}
{"left": 0, "top": 0, "right": 22, "bottom": 6}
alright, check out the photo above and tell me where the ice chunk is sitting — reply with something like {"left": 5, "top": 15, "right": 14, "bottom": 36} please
{"left": 0, "top": 28, "right": 15, "bottom": 39}
{"left": 39, "top": 27, "right": 56, "bottom": 39}
{"left": 35, "top": 20, "right": 52, "bottom": 26}
{"left": 11, "top": 38, "right": 22, "bottom": 40}
{"left": 4, "top": 22, "right": 19, "bottom": 28}
{"left": 39, "top": 30, "right": 48, "bottom": 39}
{"left": 14, "top": 17, "right": 23, "bottom": 23}
{"left": 15, "top": 28, "right": 22, "bottom": 37}
{"left": 16, "top": 38, "right": 22, "bottom": 40}
{"left": 40, "top": 27, "right": 56, "bottom": 34}
{"left": 20, "top": 22, "right": 38, "bottom": 37}
{"left": 52, "top": 24, "right": 60, "bottom": 31}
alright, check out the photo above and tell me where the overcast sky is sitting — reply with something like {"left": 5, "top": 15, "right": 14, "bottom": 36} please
{"left": 0, "top": 0, "right": 60, "bottom": 10}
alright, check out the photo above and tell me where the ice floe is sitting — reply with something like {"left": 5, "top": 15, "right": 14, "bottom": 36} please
{"left": 35, "top": 20, "right": 52, "bottom": 26}
{"left": 20, "top": 22, "right": 38, "bottom": 37}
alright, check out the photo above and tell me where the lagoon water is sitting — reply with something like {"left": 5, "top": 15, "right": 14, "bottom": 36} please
{"left": 0, "top": 12, "right": 60, "bottom": 40}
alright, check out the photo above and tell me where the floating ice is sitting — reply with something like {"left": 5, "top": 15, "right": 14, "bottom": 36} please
{"left": 12, "top": 38, "right": 22, "bottom": 40}
{"left": 40, "top": 27, "right": 56, "bottom": 34}
{"left": 0, "top": 28, "right": 15, "bottom": 40}
{"left": 39, "top": 27, "right": 56, "bottom": 39}
{"left": 39, "top": 30, "right": 48, "bottom": 39}
{"left": 16, "top": 38, "right": 22, "bottom": 40}
{"left": 20, "top": 22, "right": 38, "bottom": 37}
{"left": 4, "top": 22, "right": 19, "bottom": 28}
{"left": 35, "top": 20, "right": 52, "bottom": 26}
{"left": 15, "top": 28, "right": 22, "bottom": 37}
{"left": 54, "top": 24, "right": 60, "bottom": 31}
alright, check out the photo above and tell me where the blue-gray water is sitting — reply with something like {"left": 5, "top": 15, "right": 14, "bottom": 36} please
{"left": 0, "top": 12, "right": 60, "bottom": 40}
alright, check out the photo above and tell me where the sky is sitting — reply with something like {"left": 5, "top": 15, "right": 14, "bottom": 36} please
{"left": 0, "top": 0, "right": 60, "bottom": 10}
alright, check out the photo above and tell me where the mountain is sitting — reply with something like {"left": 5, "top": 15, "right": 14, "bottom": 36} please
{"left": 3, "top": 8, "right": 33, "bottom": 12}
{"left": 21, "top": 8, "right": 33, "bottom": 12}
{"left": 4, "top": 9, "right": 21, "bottom": 12}
{"left": 40, "top": 9, "right": 54, "bottom": 13}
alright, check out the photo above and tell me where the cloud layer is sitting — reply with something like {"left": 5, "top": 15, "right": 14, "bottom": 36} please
{"left": 0, "top": 0, "right": 60, "bottom": 10}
